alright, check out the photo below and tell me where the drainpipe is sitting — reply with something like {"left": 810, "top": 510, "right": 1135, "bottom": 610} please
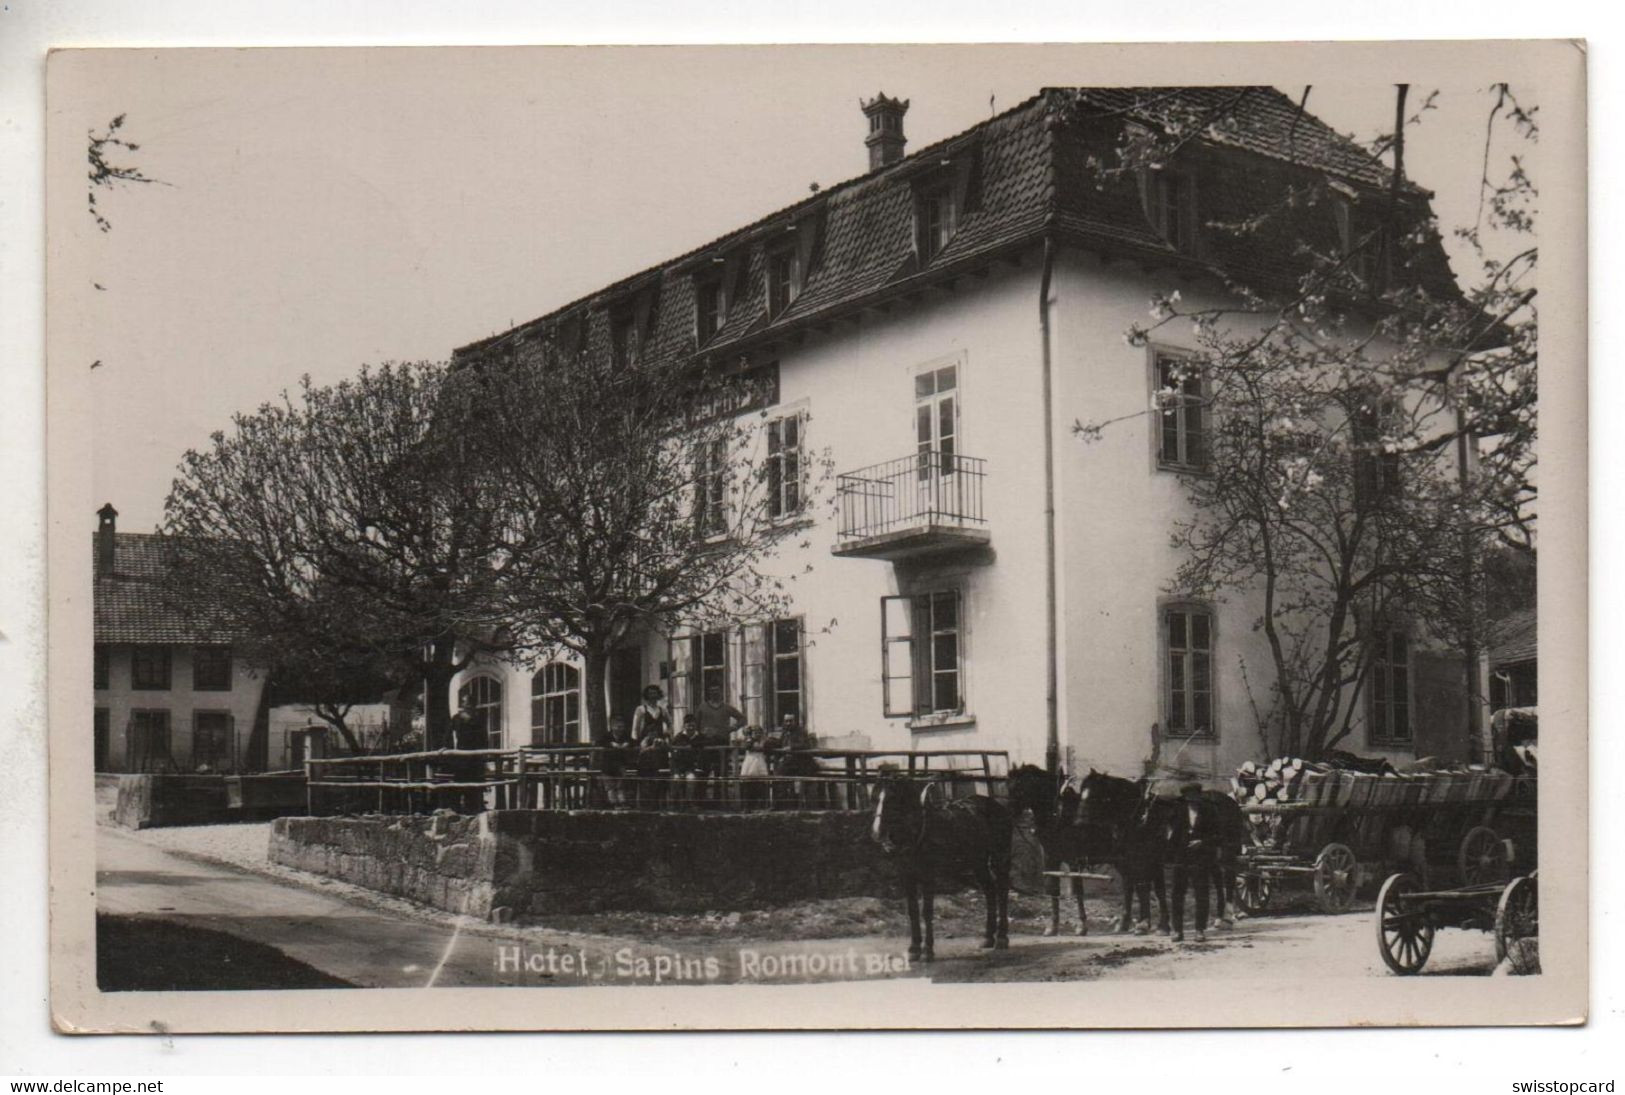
{"left": 1455, "top": 405, "right": 1484, "bottom": 762}
{"left": 1040, "top": 236, "right": 1060, "bottom": 773}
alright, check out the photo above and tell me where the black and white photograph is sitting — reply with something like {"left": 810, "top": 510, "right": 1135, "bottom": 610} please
{"left": 40, "top": 40, "right": 1586, "bottom": 1033}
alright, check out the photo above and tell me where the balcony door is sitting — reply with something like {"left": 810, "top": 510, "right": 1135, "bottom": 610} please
{"left": 914, "top": 363, "right": 959, "bottom": 517}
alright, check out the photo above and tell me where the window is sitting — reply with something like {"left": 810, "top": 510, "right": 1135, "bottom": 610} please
{"left": 192, "top": 646, "right": 232, "bottom": 691}
{"left": 770, "top": 617, "right": 804, "bottom": 727}
{"left": 693, "top": 631, "right": 729, "bottom": 704}
{"left": 767, "top": 247, "right": 797, "bottom": 317}
{"left": 192, "top": 711, "right": 233, "bottom": 770}
{"left": 1369, "top": 630, "right": 1413, "bottom": 745}
{"left": 129, "top": 709, "right": 172, "bottom": 772}
{"left": 765, "top": 413, "right": 804, "bottom": 519}
{"left": 916, "top": 183, "right": 957, "bottom": 262}
{"left": 94, "top": 707, "right": 109, "bottom": 771}
{"left": 1155, "top": 352, "right": 1210, "bottom": 471}
{"left": 457, "top": 675, "right": 504, "bottom": 749}
{"left": 915, "top": 363, "right": 959, "bottom": 480}
{"left": 880, "top": 591, "right": 964, "bottom": 719}
{"left": 695, "top": 276, "right": 725, "bottom": 342}
{"left": 612, "top": 310, "right": 640, "bottom": 367}
{"left": 1352, "top": 397, "right": 1403, "bottom": 505}
{"left": 1146, "top": 170, "right": 1197, "bottom": 254}
{"left": 93, "top": 645, "right": 109, "bottom": 690}
{"left": 694, "top": 438, "right": 728, "bottom": 538}
{"left": 531, "top": 662, "right": 581, "bottom": 745}
{"left": 1162, "top": 605, "right": 1215, "bottom": 737}
{"left": 1335, "top": 199, "right": 1388, "bottom": 288}
{"left": 130, "top": 646, "right": 172, "bottom": 691}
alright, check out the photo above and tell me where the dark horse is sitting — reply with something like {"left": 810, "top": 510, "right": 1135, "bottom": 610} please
{"left": 1076, "top": 770, "right": 1245, "bottom": 933}
{"left": 1008, "top": 764, "right": 1109, "bottom": 936}
{"left": 1076, "top": 770, "right": 1170, "bottom": 932}
{"left": 870, "top": 772, "right": 1013, "bottom": 961}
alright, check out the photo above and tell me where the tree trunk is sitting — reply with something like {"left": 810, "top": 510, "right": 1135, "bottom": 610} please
{"left": 314, "top": 706, "right": 365, "bottom": 756}
{"left": 423, "top": 637, "right": 459, "bottom": 750}
{"left": 582, "top": 647, "right": 610, "bottom": 743}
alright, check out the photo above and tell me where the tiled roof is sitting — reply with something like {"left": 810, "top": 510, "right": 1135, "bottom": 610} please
{"left": 1488, "top": 607, "right": 1537, "bottom": 668}
{"left": 94, "top": 532, "right": 241, "bottom": 645}
{"left": 454, "top": 86, "right": 1461, "bottom": 371}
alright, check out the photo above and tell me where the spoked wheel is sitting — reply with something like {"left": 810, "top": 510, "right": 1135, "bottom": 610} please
{"left": 1236, "top": 871, "right": 1272, "bottom": 915}
{"left": 1494, "top": 872, "right": 1539, "bottom": 966}
{"left": 1376, "top": 872, "right": 1435, "bottom": 975}
{"left": 1313, "top": 842, "right": 1359, "bottom": 912}
{"left": 1459, "top": 826, "right": 1510, "bottom": 886}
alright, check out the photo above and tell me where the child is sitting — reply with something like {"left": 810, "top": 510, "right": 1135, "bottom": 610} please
{"left": 595, "top": 714, "right": 636, "bottom": 808}
{"left": 670, "top": 714, "right": 702, "bottom": 809}
{"left": 635, "top": 724, "right": 672, "bottom": 810}
{"left": 738, "top": 725, "right": 771, "bottom": 811}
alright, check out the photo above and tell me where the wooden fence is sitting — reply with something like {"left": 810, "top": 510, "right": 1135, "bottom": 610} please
{"left": 305, "top": 746, "right": 1008, "bottom": 817}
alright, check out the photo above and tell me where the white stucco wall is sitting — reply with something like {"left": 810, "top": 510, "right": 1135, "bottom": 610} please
{"left": 446, "top": 243, "right": 1456, "bottom": 779}
{"left": 93, "top": 644, "right": 267, "bottom": 771}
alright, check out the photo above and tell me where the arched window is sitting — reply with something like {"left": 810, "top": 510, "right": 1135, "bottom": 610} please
{"left": 457, "top": 675, "right": 504, "bottom": 749}
{"left": 531, "top": 663, "right": 581, "bottom": 745}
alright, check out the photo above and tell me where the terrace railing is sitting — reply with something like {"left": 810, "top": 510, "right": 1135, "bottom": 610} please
{"left": 305, "top": 746, "right": 1008, "bottom": 817}
{"left": 835, "top": 450, "right": 987, "bottom": 545}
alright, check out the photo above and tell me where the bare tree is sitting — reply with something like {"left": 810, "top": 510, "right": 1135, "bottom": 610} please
{"left": 87, "top": 114, "right": 164, "bottom": 234}
{"left": 1063, "top": 85, "right": 1537, "bottom": 758}
{"left": 163, "top": 362, "right": 514, "bottom": 748}
{"left": 462, "top": 338, "right": 826, "bottom": 740}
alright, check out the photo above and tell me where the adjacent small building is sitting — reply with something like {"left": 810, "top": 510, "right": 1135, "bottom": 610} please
{"left": 1488, "top": 608, "right": 1538, "bottom": 712}
{"left": 92, "top": 504, "right": 271, "bottom": 772}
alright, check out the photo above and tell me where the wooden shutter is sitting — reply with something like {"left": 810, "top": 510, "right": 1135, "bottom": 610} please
{"left": 881, "top": 595, "right": 917, "bottom": 718}
{"left": 741, "top": 623, "right": 768, "bottom": 727}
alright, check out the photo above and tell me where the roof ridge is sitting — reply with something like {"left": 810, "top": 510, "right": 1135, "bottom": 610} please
{"left": 455, "top": 90, "right": 1055, "bottom": 357}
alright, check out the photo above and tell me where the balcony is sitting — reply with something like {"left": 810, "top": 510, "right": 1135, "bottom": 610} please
{"left": 833, "top": 450, "right": 990, "bottom": 561}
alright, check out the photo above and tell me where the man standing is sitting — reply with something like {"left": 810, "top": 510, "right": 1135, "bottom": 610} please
{"left": 695, "top": 684, "right": 745, "bottom": 804}
{"left": 1169, "top": 782, "right": 1220, "bottom": 943}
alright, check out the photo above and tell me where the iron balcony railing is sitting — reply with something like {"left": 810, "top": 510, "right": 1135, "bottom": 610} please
{"left": 835, "top": 449, "right": 987, "bottom": 542}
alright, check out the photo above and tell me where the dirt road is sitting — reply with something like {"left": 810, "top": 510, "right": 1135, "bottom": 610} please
{"left": 98, "top": 823, "right": 1504, "bottom": 989}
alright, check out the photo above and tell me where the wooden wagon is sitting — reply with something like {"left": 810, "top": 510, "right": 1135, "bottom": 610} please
{"left": 1374, "top": 869, "right": 1538, "bottom": 975}
{"left": 1235, "top": 766, "right": 1532, "bottom": 915}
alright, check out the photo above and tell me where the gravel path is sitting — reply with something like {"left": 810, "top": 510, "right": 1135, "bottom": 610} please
{"left": 106, "top": 820, "right": 1517, "bottom": 983}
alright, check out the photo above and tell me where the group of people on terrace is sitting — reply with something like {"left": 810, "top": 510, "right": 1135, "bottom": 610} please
{"left": 594, "top": 683, "right": 823, "bottom": 810}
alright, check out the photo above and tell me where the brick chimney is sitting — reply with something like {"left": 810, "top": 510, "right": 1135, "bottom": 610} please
{"left": 861, "top": 92, "right": 909, "bottom": 171}
{"left": 96, "top": 503, "right": 117, "bottom": 576}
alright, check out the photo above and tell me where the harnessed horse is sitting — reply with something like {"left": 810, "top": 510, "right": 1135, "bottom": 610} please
{"left": 870, "top": 773, "right": 1013, "bottom": 961}
{"left": 1008, "top": 764, "right": 1110, "bottom": 936}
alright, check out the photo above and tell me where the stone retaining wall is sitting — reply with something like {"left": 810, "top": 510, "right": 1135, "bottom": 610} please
{"left": 112, "top": 774, "right": 230, "bottom": 829}
{"left": 270, "top": 810, "right": 894, "bottom": 918}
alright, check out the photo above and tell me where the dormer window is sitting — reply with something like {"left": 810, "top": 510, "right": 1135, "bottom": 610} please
{"left": 612, "top": 310, "right": 640, "bottom": 367}
{"left": 1335, "top": 198, "right": 1389, "bottom": 289}
{"left": 916, "top": 182, "right": 957, "bottom": 262}
{"left": 1151, "top": 170, "right": 1197, "bottom": 255}
{"left": 695, "top": 276, "right": 725, "bottom": 343}
{"left": 767, "top": 246, "right": 798, "bottom": 318}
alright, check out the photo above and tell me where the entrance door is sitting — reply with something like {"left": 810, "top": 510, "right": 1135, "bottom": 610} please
{"left": 914, "top": 363, "right": 959, "bottom": 515}
{"left": 610, "top": 646, "right": 644, "bottom": 729}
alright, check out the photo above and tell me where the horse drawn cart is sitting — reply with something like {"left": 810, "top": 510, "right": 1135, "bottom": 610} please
{"left": 1374, "top": 869, "right": 1538, "bottom": 974}
{"left": 1234, "top": 765, "right": 1532, "bottom": 915}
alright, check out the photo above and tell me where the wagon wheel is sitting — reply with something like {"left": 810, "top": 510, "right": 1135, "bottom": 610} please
{"left": 1494, "top": 873, "right": 1539, "bottom": 967}
{"left": 1236, "top": 870, "right": 1271, "bottom": 915}
{"left": 1458, "top": 825, "right": 1510, "bottom": 886}
{"left": 1375, "top": 872, "right": 1435, "bottom": 975}
{"left": 1313, "top": 842, "right": 1359, "bottom": 913}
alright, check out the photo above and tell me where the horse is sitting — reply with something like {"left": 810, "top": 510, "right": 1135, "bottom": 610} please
{"left": 870, "top": 772, "right": 1013, "bottom": 961}
{"left": 1007, "top": 764, "right": 1111, "bottom": 936}
{"left": 1075, "top": 769, "right": 1170, "bottom": 933}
